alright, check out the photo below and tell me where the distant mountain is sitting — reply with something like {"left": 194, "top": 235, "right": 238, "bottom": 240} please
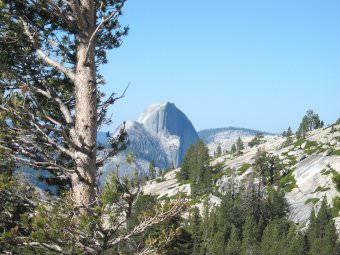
{"left": 98, "top": 102, "right": 199, "bottom": 183}
{"left": 198, "top": 127, "right": 274, "bottom": 154}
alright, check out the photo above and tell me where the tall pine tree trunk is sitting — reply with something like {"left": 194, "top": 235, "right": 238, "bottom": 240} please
{"left": 71, "top": 1, "right": 97, "bottom": 212}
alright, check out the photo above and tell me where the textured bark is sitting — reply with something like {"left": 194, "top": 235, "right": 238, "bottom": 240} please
{"left": 71, "top": 0, "right": 97, "bottom": 211}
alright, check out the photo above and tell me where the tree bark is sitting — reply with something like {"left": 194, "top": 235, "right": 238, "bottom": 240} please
{"left": 71, "top": 0, "right": 97, "bottom": 212}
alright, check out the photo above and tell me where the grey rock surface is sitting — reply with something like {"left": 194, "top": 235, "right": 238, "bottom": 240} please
{"left": 98, "top": 102, "right": 199, "bottom": 184}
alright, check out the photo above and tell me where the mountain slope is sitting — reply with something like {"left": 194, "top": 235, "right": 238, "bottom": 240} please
{"left": 144, "top": 124, "right": 340, "bottom": 230}
{"left": 98, "top": 102, "right": 199, "bottom": 183}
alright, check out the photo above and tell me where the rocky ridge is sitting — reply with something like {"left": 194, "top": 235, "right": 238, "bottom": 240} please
{"left": 143, "top": 124, "right": 340, "bottom": 230}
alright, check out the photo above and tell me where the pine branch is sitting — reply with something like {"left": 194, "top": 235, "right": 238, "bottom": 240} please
{"left": 33, "top": 87, "right": 73, "bottom": 125}
{"left": 19, "top": 17, "right": 76, "bottom": 82}
{"left": 107, "top": 200, "right": 186, "bottom": 247}
{"left": 84, "top": 5, "right": 122, "bottom": 63}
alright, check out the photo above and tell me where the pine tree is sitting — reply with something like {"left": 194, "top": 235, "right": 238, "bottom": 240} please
{"left": 241, "top": 216, "right": 259, "bottom": 255}
{"left": 297, "top": 110, "right": 322, "bottom": 140}
{"left": 323, "top": 221, "right": 338, "bottom": 255}
{"left": 231, "top": 144, "right": 237, "bottom": 154}
{"left": 307, "top": 197, "right": 338, "bottom": 255}
{"left": 226, "top": 225, "right": 241, "bottom": 255}
{"left": 207, "top": 229, "right": 225, "bottom": 255}
{"left": 262, "top": 188, "right": 289, "bottom": 222}
{"left": 149, "top": 160, "right": 156, "bottom": 180}
{"left": 285, "top": 224, "right": 306, "bottom": 255}
{"left": 253, "top": 149, "right": 282, "bottom": 186}
{"left": 179, "top": 140, "right": 211, "bottom": 197}
{"left": 0, "top": 0, "right": 129, "bottom": 214}
{"left": 260, "top": 219, "right": 288, "bottom": 255}
{"left": 253, "top": 149, "right": 269, "bottom": 185}
{"left": 216, "top": 143, "right": 222, "bottom": 158}
{"left": 236, "top": 136, "right": 244, "bottom": 154}
{"left": 287, "top": 126, "right": 293, "bottom": 137}
{"left": 248, "top": 132, "right": 264, "bottom": 148}
{"left": 190, "top": 207, "right": 202, "bottom": 255}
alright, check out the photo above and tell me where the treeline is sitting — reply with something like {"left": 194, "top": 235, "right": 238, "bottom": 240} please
{"left": 176, "top": 137, "right": 339, "bottom": 255}
{"left": 184, "top": 191, "right": 339, "bottom": 255}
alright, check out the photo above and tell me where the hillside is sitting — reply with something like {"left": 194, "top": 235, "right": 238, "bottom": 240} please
{"left": 144, "top": 124, "right": 340, "bottom": 230}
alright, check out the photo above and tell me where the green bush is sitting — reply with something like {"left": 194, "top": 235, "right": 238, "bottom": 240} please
{"left": 332, "top": 171, "right": 340, "bottom": 192}
{"left": 278, "top": 171, "right": 297, "bottom": 192}
{"left": 331, "top": 150, "right": 340, "bottom": 156}
{"left": 312, "top": 186, "right": 330, "bottom": 193}
{"left": 305, "top": 198, "right": 320, "bottom": 205}
{"left": 237, "top": 163, "right": 252, "bottom": 175}
{"left": 331, "top": 196, "right": 340, "bottom": 217}
{"left": 212, "top": 170, "right": 227, "bottom": 181}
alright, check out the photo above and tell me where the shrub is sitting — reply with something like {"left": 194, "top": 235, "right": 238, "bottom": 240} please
{"left": 332, "top": 171, "right": 340, "bottom": 192}
{"left": 331, "top": 196, "right": 340, "bottom": 217}
{"left": 305, "top": 198, "right": 320, "bottom": 205}
{"left": 237, "top": 163, "right": 252, "bottom": 175}
{"left": 278, "top": 171, "right": 297, "bottom": 192}
{"left": 312, "top": 186, "right": 330, "bottom": 193}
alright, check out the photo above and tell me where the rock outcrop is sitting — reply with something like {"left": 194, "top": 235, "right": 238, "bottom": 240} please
{"left": 98, "top": 102, "right": 199, "bottom": 184}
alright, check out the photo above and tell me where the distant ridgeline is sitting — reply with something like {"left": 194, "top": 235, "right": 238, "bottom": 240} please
{"left": 198, "top": 127, "right": 274, "bottom": 144}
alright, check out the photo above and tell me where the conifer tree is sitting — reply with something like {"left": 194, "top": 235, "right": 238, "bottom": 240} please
{"left": 262, "top": 188, "right": 289, "bottom": 222}
{"left": 0, "top": 0, "right": 130, "bottom": 213}
{"left": 282, "top": 126, "right": 294, "bottom": 146}
{"left": 307, "top": 198, "right": 338, "bottom": 255}
{"left": 297, "top": 110, "right": 322, "bottom": 140}
{"left": 215, "top": 143, "right": 222, "bottom": 158}
{"left": 179, "top": 140, "right": 211, "bottom": 196}
{"left": 231, "top": 144, "right": 237, "bottom": 154}
{"left": 236, "top": 136, "right": 244, "bottom": 154}
{"left": 190, "top": 207, "right": 202, "bottom": 255}
{"left": 226, "top": 225, "right": 241, "bottom": 255}
{"left": 287, "top": 126, "right": 293, "bottom": 137}
{"left": 260, "top": 219, "right": 287, "bottom": 255}
{"left": 253, "top": 149, "right": 282, "bottom": 185}
{"left": 285, "top": 223, "right": 306, "bottom": 255}
{"left": 248, "top": 132, "right": 264, "bottom": 148}
{"left": 241, "top": 216, "right": 259, "bottom": 255}
{"left": 149, "top": 160, "right": 156, "bottom": 180}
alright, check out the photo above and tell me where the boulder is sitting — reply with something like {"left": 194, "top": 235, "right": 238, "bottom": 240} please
{"left": 288, "top": 150, "right": 297, "bottom": 156}
{"left": 297, "top": 154, "right": 307, "bottom": 161}
{"left": 301, "top": 141, "right": 307, "bottom": 149}
{"left": 323, "top": 149, "right": 333, "bottom": 157}
{"left": 330, "top": 139, "right": 337, "bottom": 146}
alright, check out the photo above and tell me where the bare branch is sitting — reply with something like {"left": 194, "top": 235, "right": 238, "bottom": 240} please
{"left": 33, "top": 87, "right": 73, "bottom": 124}
{"left": 107, "top": 200, "right": 186, "bottom": 247}
{"left": 97, "top": 83, "right": 130, "bottom": 127}
{"left": 0, "top": 144, "right": 73, "bottom": 174}
{"left": 22, "top": 242, "right": 67, "bottom": 255}
{"left": 85, "top": 7, "right": 121, "bottom": 63}
{"left": 96, "top": 122, "right": 127, "bottom": 167}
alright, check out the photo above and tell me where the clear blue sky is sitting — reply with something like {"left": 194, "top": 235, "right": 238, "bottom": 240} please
{"left": 100, "top": 0, "right": 340, "bottom": 134}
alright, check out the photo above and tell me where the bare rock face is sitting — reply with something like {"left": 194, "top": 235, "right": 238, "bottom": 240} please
{"left": 138, "top": 102, "right": 199, "bottom": 166}
{"left": 98, "top": 102, "right": 199, "bottom": 184}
